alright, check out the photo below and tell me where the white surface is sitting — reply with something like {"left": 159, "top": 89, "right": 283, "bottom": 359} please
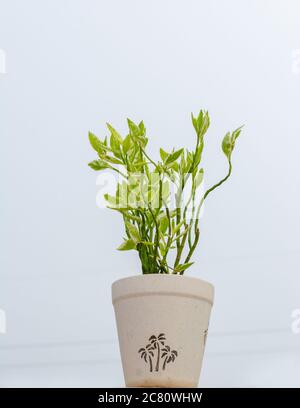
{"left": 0, "top": 0, "right": 300, "bottom": 387}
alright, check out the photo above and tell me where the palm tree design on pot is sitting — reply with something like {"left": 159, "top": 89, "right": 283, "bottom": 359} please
{"left": 138, "top": 333, "right": 178, "bottom": 372}
{"left": 203, "top": 329, "right": 208, "bottom": 347}
{"left": 149, "top": 333, "right": 166, "bottom": 372}
{"left": 161, "top": 345, "right": 178, "bottom": 370}
{"left": 138, "top": 343, "right": 155, "bottom": 372}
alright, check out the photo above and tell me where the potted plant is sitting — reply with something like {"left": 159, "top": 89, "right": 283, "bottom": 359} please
{"left": 88, "top": 110, "right": 242, "bottom": 387}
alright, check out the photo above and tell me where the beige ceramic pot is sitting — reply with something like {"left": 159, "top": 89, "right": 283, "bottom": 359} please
{"left": 112, "top": 274, "right": 214, "bottom": 388}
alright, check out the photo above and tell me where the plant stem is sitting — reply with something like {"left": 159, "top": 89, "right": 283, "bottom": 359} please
{"left": 110, "top": 166, "right": 127, "bottom": 179}
{"left": 161, "top": 204, "right": 172, "bottom": 271}
{"left": 184, "top": 161, "right": 232, "bottom": 264}
{"left": 173, "top": 132, "right": 202, "bottom": 268}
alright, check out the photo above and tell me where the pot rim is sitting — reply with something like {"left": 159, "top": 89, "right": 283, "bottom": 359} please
{"left": 112, "top": 274, "right": 214, "bottom": 306}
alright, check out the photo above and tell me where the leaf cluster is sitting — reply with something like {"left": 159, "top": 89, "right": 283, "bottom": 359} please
{"left": 88, "top": 111, "right": 243, "bottom": 274}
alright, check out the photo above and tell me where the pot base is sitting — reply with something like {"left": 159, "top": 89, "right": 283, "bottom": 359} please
{"left": 127, "top": 379, "right": 197, "bottom": 388}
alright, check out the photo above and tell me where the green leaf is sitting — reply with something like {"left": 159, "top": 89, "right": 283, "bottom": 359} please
{"left": 123, "top": 134, "right": 132, "bottom": 154}
{"left": 159, "top": 216, "right": 169, "bottom": 234}
{"left": 222, "top": 132, "right": 231, "bottom": 159}
{"left": 200, "top": 111, "right": 210, "bottom": 136}
{"left": 138, "top": 121, "right": 146, "bottom": 135}
{"left": 159, "top": 242, "right": 166, "bottom": 256}
{"left": 127, "top": 118, "right": 140, "bottom": 137}
{"left": 160, "top": 148, "right": 169, "bottom": 162}
{"left": 195, "top": 168, "right": 204, "bottom": 188}
{"left": 125, "top": 221, "right": 141, "bottom": 243}
{"left": 174, "top": 225, "right": 190, "bottom": 241}
{"left": 127, "top": 119, "right": 148, "bottom": 147}
{"left": 172, "top": 220, "right": 185, "bottom": 235}
{"left": 88, "top": 132, "right": 104, "bottom": 154}
{"left": 191, "top": 110, "right": 210, "bottom": 137}
{"left": 191, "top": 113, "right": 198, "bottom": 134}
{"left": 107, "top": 207, "right": 140, "bottom": 221}
{"left": 105, "top": 156, "right": 124, "bottom": 165}
{"left": 195, "top": 141, "right": 203, "bottom": 163}
{"left": 106, "top": 123, "right": 123, "bottom": 143}
{"left": 110, "top": 133, "right": 122, "bottom": 158}
{"left": 140, "top": 241, "right": 154, "bottom": 246}
{"left": 104, "top": 193, "right": 117, "bottom": 206}
{"left": 232, "top": 126, "right": 243, "bottom": 143}
{"left": 222, "top": 126, "right": 242, "bottom": 160}
{"left": 88, "top": 160, "right": 109, "bottom": 171}
{"left": 162, "top": 180, "right": 170, "bottom": 201}
{"left": 121, "top": 211, "right": 141, "bottom": 223}
{"left": 174, "top": 262, "right": 194, "bottom": 273}
{"left": 117, "top": 239, "right": 136, "bottom": 251}
{"left": 133, "top": 161, "right": 149, "bottom": 167}
{"left": 180, "top": 151, "right": 186, "bottom": 172}
{"left": 165, "top": 148, "right": 183, "bottom": 165}
{"left": 170, "top": 161, "right": 179, "bottom": 172}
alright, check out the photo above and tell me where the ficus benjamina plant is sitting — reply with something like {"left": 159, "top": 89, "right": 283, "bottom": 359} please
{"left": 88, "top": 110, "right": 242, "bottom": 275}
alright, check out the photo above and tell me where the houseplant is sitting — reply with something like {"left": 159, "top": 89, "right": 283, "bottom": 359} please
{"left": 88, "top": 110, "right": 242, "bottom": 387}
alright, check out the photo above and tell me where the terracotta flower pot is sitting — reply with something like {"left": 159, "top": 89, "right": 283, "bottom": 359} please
{"left": 112, "top": 274, "right": 214, "bottom": 388}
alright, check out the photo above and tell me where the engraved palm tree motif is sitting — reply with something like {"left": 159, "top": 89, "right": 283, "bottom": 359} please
{"left": 149, "top": 333, "right": 166, "bottom": 372}
{"left": 204, "top": 329, "right": 208, "bottom": 347}
{"left": 138, "top": 333, "right": 177, "bottom": 372}
{"left": 138, "top": 343, "right": 155, "bottom": 372}
{"left": 161, "top": 345, "right": 178, "bottom": 370}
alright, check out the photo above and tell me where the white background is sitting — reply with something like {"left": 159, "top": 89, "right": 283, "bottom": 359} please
{"left": 1, "top": 0, "right": 300, "bottom": 387}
